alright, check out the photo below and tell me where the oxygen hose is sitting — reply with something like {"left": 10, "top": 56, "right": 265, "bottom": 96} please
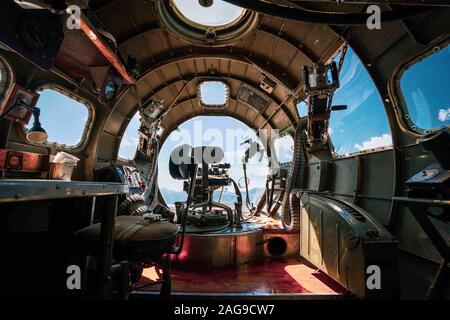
{"left": 281, "top": 118, "right": 307, "bottom": 232}
{"left": 143, "top": 139, "right": 160, "bottom": 208}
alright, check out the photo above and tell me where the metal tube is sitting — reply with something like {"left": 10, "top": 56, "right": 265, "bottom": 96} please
{"left": 97, "top": 195, "right": 118, "bottom": 299}
{"left": 75, "top": 12, "right": 135, "bottom": 84}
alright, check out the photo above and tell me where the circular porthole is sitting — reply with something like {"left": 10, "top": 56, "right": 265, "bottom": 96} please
{"left": 156, "top": 0, "right": 259, "bottom": 46}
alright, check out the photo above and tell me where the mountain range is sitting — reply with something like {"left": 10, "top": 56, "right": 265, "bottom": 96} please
{"left": 160, "top": 187, "right": 265, "bottom": 205}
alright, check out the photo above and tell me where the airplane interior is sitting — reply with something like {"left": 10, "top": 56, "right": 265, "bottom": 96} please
{"left": 0, "top": 0, "right": 449, "bottom": 302}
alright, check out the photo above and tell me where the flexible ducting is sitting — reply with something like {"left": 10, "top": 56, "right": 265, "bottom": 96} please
{"left": 143, "top": 139, "right": 160, "bottom": 209}
{"left": 117, "top": 194, "right": 150, "bottom": 216}
{"left": 222, "top": 0, "right": 431, "bottom": 26}
{"left": 117, "top": 193, "right": 175, "bottom": 220}
{"left": 282, "top": 119, "right": 307, "bottom": 232}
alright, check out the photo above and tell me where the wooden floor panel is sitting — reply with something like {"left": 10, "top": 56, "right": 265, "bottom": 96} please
{"left": 137, "top": 257, "right": 347, "bottom": 296}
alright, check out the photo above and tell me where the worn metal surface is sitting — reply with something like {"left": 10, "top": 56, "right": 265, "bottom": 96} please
{"left": 299, "top": 192, "right": 398, "bottom": 299}
{"left": 0, "top": 179, "right": 128, "bottom": 203}
{"left": 173, "top": 226, "right": 264, "bottom": 268}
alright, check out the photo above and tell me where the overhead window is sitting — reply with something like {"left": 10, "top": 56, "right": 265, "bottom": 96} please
{"left": 199, "top": 81, "right": 229, "bottom": 107}
{"left": 157, "top": 0, "right": 257, "bottom": 47}
{"left": 172, "top": 0, "right": 245, "bottom": 27}
{"left": 400, "top": 44, "right": 450, "bottom": 131}
{"left": 26, "top": 87, "right": 91, "bottom": 148}
{"left": 328, "top": 47, "right": 392, "bottom": 156}
{"left": 118, "top": 113, "right": 141, "bottom": 160}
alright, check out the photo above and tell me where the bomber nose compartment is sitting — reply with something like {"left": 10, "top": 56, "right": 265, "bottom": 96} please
{"left": 0, "top": 0, "right": 449, "bottom": 303}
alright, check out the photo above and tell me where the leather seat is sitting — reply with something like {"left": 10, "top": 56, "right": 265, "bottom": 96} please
{"left": 75, "top": 216, "right": 178, "bottom": 262}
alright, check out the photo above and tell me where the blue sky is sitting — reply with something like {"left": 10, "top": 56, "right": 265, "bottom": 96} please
{"left": 200, "top": 81, "right": 228, "bottom": 105}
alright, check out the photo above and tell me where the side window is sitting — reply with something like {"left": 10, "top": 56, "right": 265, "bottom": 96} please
{"left": 400, "top": 44, "right": 450, "bottom": 131}
{"left": 274, "top": 134, "right": 294, "bottom": 163}
{"left": 296, "top": 100, "right": 307, "bottom": 118}
{"left": 118, "top": 113, "right": 140, "bottom": 160}
{"left": 27, "top": 87, "right": 91, "bottom": 148}
{"left": 329, "top": 47, "right": 392, "bottom": 155}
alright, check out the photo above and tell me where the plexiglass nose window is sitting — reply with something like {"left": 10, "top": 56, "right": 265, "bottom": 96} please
{"left": 328, "top": 47, "right": 392, "bottom": 156}
{"left": 118, "top": 113, "right": 140, "bottom": 160}
{"left": 400, "top": 44, "right": 450, "bottom": 131}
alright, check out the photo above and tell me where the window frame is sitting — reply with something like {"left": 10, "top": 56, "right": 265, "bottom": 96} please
{"left": 0, "top": 55, "right": 15, "bottom": 113}
{"left": 197, "top": 80, "right": 230, "bottom": 109}
{"left": 393, "top": 37, "right": 450, "bottom": 135}
{"left": 23, "top": 84, "right": 95, "bottom": 151}
{"left": 156, "top": 0, "right": 259, "bottom": 46}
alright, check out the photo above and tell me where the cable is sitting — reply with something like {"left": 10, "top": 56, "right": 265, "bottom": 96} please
{"left": 281, "top": 118, "right": 307, "bottom": 232}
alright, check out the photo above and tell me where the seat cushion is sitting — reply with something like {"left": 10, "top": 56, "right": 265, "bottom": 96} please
{"left": 75, "top": 216, "right": 178, "bottom": 262}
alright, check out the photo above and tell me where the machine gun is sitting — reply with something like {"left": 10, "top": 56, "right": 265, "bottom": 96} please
{"left": 170, "top": 145, "right": 243, "bottom": 233}
{"left": 302, "top": 61, "right": 346, "bottom": 151}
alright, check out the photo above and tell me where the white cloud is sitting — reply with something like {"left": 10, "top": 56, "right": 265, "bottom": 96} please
{"left": 354, "top": 133, "right": 392, "bottom": 151}
{"left": 438, "top": 108, "right": 450, "bottom": 122}
{"left": 120, "top": 134, "right": 138, "bottom": 148}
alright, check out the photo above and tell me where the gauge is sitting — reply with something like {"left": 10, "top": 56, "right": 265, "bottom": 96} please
{"left": 18, "top": 16, "right": 50, "bottom": 52}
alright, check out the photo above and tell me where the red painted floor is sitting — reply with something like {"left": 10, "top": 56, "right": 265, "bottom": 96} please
{"left": 136, "top": 257, "right": 347, "bottom": 295}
